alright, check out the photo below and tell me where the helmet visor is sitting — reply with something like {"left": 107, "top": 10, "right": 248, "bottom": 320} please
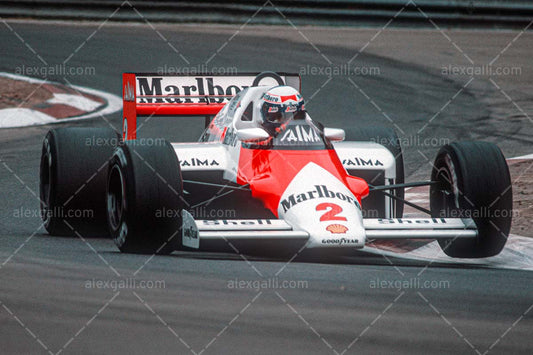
{"left": 265, "top": 110, "right": 293, "bottom": 123}
{"left": 263, "top": 103, "right": 304, "bottom": 124}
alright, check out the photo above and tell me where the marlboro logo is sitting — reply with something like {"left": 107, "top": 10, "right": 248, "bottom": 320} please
{"left": 326, "top": 224, "right": 348, "bottom": 234}
{"left": 279, "top": 185, "right": 360, "bottom": 213}
{"left": 136, "top": 76, "right": 255, "bottom": 104}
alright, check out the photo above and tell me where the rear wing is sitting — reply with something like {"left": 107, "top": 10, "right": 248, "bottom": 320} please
{"left": 122, "top": 72, "right": 301, "bottom": 140}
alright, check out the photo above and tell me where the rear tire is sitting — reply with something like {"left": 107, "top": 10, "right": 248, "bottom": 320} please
{"left": 107, "top": 139, "right": 184, "bottom": 254}
{"left": 430, "top": 141, "right": 512, "bottom": 258}
{"left": 39, "top": 127, "right": 120, "bottom": 236}
{"left": 344, "top": 126, "right": 404, "bottom": 217}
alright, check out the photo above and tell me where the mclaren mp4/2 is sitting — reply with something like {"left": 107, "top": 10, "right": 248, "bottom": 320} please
{"left": 39, "top": 72, "right": 512, "bottom": 258}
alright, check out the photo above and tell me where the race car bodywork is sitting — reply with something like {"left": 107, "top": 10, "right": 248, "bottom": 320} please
{"left": 39, "top": 72, "right": 512, "bottom": 258}
{"left": 118, "top": 72, "right": 485, "bottom": 254}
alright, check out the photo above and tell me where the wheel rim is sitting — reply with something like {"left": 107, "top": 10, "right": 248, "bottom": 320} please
{"left": 40, "top": 143, "right": 52, "bottom": 225}
{"left": 436, "top": 169, "right": 452, "bottom": 212}
{"left": 433, "top": 155, "right": 460, "bottom": 217}
{"left": 107, "top": 165, "right": 125, "bottom": 231}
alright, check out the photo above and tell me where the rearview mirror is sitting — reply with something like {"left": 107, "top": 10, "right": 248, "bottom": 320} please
{"left": 324, "top": 127, "right": 345, "bottom": 142}
{"left": 236, "top": 128, "right": 270, "bottom": 143}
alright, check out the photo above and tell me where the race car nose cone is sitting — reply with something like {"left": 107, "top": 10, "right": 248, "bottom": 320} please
{"left": 277, "top": 163, "right": 366, "bottom": 248}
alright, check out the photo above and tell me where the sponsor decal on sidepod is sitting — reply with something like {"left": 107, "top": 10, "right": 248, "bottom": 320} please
{"left": 180, "top": 158, "right": 220, "bottom": 167}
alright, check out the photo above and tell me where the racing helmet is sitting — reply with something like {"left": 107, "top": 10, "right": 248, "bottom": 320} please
{"left": 260, "top": 86, "right": 305, "bottom": 134}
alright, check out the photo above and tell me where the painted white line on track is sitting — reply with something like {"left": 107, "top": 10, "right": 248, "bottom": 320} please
{"left": 508, "top": 153, "right": 533, "bottom": 160}
{"left": 47, "top": 93, "right": 102, "bottom": 111}
{"left": 0, "top": 108, "right": 56, "bottom": 127}
{"left": 364, "top": 235, "right": 533, "bottom": 271}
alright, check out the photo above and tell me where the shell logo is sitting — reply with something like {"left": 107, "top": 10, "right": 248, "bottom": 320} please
{"left": 326, "top": 224, "right": 348, "bottom": 234}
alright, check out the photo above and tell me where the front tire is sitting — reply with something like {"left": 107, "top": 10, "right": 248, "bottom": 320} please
{"left": 107, "top": 139, "right": 184, "bottom": 254}
{"left": 430, "top": 141, "right": 512, "bottom": 258}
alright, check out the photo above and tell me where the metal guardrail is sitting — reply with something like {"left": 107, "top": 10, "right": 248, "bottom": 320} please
{"left": 0, "top": 0, "right": 532, "bottom": 28}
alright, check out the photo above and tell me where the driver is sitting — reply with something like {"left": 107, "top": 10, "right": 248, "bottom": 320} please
{"left": 260, "top": 86, "right": 305, "bottom": 136}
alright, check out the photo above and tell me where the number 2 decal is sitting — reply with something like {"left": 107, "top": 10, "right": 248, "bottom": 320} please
{"left": 316, "top": 203, "right": 347, "bottom": 221}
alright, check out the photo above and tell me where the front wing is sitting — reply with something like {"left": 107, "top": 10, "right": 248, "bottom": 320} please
{"left": 181, "top": 212, "right": 477, "bottom": 249}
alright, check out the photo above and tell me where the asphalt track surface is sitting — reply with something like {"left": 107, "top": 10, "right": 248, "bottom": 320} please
{"left": 1, "top": 21, "right": 532, "bottom": 354}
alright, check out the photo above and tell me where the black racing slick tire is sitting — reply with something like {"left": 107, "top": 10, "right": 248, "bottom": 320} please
{"left": 430, "top": 141, "right": 513, "bottom": 258}
{"left": 107, "top": 139, "right": 184, "bottom": 254}
{"left": 39, "top": 127, "right": 120, "bottom": 237}
{"left": 344, "top": 126, "right": 405, "bottom": 217}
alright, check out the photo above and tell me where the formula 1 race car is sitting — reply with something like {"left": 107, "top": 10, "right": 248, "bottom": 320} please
{"left": 39, "top": 72, "right": 513, "bottom": 258}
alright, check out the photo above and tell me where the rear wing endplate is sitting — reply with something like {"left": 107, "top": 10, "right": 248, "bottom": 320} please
{"left": 122, "top": 72, "right": 301, "bottom": 140}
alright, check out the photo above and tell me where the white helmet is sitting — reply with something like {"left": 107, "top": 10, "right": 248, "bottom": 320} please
{"left": 260, "top": 86, "right": 305, "bottom": 135}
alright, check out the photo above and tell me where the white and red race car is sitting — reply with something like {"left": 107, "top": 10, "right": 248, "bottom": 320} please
{"left": 39, "top": 72, "right": 512, "bottom": 258}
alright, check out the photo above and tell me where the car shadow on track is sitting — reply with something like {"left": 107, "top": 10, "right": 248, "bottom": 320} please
{"left": 98, "top": 249, "right": 490, "bottom": 270}
{"left": 37, "top": 233, "right": 490, "bottom": 270}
